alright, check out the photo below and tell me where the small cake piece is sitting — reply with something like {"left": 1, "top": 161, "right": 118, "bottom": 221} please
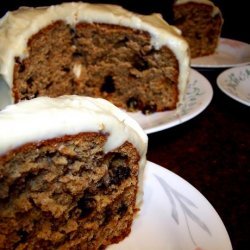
{"left": 0, "top": 95, "right": 148, "bottom": 249}
{"left": 172, "top": 0, "right": 223, "bottom": 58}
{"left": 0, "top": 2, "right": 190, "bottom": 114}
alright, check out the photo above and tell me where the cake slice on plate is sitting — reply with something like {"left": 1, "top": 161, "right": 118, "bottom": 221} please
{"left": 172, "top": 0, "right": 223, "bottom": 58}
{"left": 0, "top": 95, "right": 148, "bottom": 249}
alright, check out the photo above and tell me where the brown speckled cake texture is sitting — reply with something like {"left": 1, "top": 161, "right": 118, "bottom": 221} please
{"left": 173, "top": 2, "right": 223, "bottom": 58}
{"left": 0, "top": 132, "right": 141, "bottom": 249}
{"left": 13, "top": 21, "right": 179, "bottom": 114}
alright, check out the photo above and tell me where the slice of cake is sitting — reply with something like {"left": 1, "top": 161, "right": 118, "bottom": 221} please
{"left": 0, "top": 95, "right": 148, "bottom": 249}
{"left": 0, "top": 2, "right": 190, "bottom": 114}
{"left": 172, "top": 0, "right": 223, "bottom": 58}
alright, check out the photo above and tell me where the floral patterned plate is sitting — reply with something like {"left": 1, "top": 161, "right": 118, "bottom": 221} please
{"left": 191, "top": 38, "right": 250, "bottom": 68}
{"left": 128, "top": 69, "right": 213, "bottom": 134}
{"left": 109, "top": 161, "right": 232, "bottom": 250}
{"left": 217, "top": 65, "right": 250, "bottom": 106}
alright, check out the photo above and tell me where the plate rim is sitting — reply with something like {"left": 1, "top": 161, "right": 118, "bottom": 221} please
{"left": 216, "top": 64, "right": 250, "bottom": 106}
{"left": 191, "top": 37, "right": 250, "bottom": 68}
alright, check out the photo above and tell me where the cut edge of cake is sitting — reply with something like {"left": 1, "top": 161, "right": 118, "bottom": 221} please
{"left": 0, "top": 95, "right": 148, "bottom": 249}
{"left": 173, "top": 0, "right": 223, "bottom": 58}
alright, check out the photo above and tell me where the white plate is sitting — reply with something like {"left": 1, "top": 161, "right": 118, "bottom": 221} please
{"left": 128, "top": 69, "right": 213, "bottom": 134}
{"left": 109, "top": 161, "right": 232, "bottom": 250}
{"left": 191, "top": 38, "right": 250, "bottom": 68}
{"left": 217, "top": 65, "right": 250, "bottom": 106}
{"left": 0, "top": 70, "right": 213, "bottom": 133}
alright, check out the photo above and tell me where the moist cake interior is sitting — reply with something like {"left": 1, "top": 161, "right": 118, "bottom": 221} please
{"left": 0, "top": 132, "right": 140, "bottom": 249}
{"left": 173, "top": 2, "right": 222, "bottom": 58}
{"left": 13, "top": 21, "right": 179, "bottom": 114}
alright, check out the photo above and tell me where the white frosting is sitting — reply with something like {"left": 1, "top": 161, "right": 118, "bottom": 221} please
{"left": 0, "top": 95, "right": 147, "bottom": 157}
{"left": 174, "top": 0, "right": 221, "bottom": 16}
{"left": 0, "top": 95, "right": 148, "bottom": 207}
{"left": 0, "top": 2, "right": 190, "bottom": 105}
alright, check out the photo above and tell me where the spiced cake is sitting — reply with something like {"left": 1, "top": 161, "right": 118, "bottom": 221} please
{"left": 172, "top": 0, "right": 223, "bottom": 58}
{"left": 0, "top": 2, "right": 190, "bottom": 114}
{"left": 0, "top": 95, "right": 148, "bottom": 249}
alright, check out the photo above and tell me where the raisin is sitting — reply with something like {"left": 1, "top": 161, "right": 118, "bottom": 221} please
{"left": 45, "top": 82, "right": 53, "bottom": 90}
{"left": 61, "top": 66, "right": 70, "bottom": 72}
{"left": 126, "top": 97, "right": 143, "bottom": 110}
{"left": 26, "top": 77, "right": 34, "bottom": 86}
{"left": 77, "top": 197, "right": 96, "bottom": 218}
{"left": 33, "top": 91, "right": 39, "bottom": 98}
{"left": 133, "top": 55, "right": 149, "bottom": 71}
{"left": 109, "top": 154, "right": 130, "bottom": 184}
{"left": 17, "top": 229, "right": 28, "bottom": 243}
{"left": 195, "top": 32, "right": 202, "bottom": 40}
{"left": 114, "top": 37, "right": 129, "bottom": 48}
{"left": 142, "top": 104, "right": 157, "bottom": 115}
{"left": 117, "top": 203, "right": 128, "bottom": 217}
{"left": 100, "top": 75, "right": 115, "bottom": 93}
{"left": 109, "top": 166, "right": 131, "bottom": 185}
{"left": 97, "top": 178, "right": 108, "bottom": 191}
{"left": 72, "top": 51, "right": 83, "bottom": 59}
{"left": 15, "top": 57, "right": 26, "bottom": 73}
{"left": 18, "top": 63, "right": 26, "bottom": 73}
{"left": 102, "top": 207, "right": 112, "bottom": 226}
{"left": 69, "top": 28, "right": 76, "bottom": 36}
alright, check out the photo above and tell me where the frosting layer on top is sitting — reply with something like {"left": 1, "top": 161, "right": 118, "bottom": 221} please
{"left": 0, "top": 95, "right": 148, "bottom": 159}
{"left": 0, "top": 2, "right": 190, "bottom": 104}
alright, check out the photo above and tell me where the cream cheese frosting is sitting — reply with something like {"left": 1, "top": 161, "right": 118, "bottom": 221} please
{"left": 0, "top": 2, "right": 190, "bottom": 106}
{"left": 0, "top": 95, "right": 148, "bottom": 157}
{"left": 0, "top": 95, "right": 148, "bottom": 207}
{"left": 174, "top": 0, "right": 221, "bottom": 17}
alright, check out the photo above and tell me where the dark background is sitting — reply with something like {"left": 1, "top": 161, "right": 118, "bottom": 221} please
{"left": 0, "top": 0, "right": 249, "bottom": 43}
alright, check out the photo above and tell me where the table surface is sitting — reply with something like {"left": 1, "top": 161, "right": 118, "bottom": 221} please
{"left": 147, "top": 67, "right": 249, "bottom": 249}
{"left": 0, "top": 1, "right": 249, "bottom": 249}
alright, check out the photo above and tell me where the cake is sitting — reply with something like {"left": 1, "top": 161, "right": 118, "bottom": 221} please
{"left": 172, "top": 0, "right": 223, "bottom": 58}
{"left": 0, "top": 95, "right": 148, "bottom": 249}
{"left": 0, "top": 2, "right": 190, "bottom": 114}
